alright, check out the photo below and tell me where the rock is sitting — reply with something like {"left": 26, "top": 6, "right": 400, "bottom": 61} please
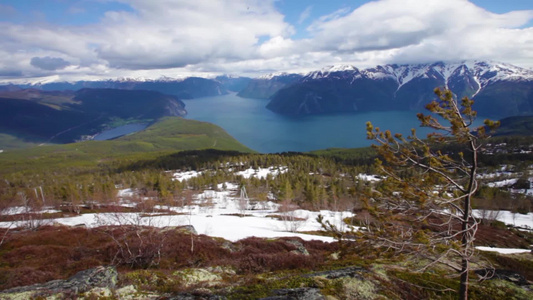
{"left": 221, "top": 240, "right": 238, "bottom": 253}
{"left": 162, "top": 225, "right": 198, "bottom": 235}
{"left": 0, "top": 266, "right": 117, "bottom": 299}
{"left": 475, "top": 269, "right": 530, "bottom": 286}
{"left": 206, "top": 266, "right": 236, "bottom": 276}
{"left": 305, "top": 266, "right": 367, "bottom": 280}
{"left": 286, "top": 240, "right": 310, "bottom": 256}
{"left": 173, "top": 268, "right": 222, "bottom": 287}
{"left": 260, "top": 287, "right": 325, "bottom": 300}
{"left": 178, "top": 225, "right": 198, "bottom": 235}
{"left": 166, "top": 293, "right": 227, "bottom": 300}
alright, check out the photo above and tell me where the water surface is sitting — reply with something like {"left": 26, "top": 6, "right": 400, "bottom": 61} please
{"left": 94, "top": 123, "right": 148, "bottom": 141}
{"left": 184, "top": 93, "right": 479, "bottom": 153}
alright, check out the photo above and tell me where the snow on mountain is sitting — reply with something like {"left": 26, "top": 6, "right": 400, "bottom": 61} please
{"left": 301, "top": 61, "right": 533, "bottom": 89}
{"left": 258, "top": 72, "right": 294, "bottom": 80}
{"left": 303, "top": 65, "right": 360, "bottom": 81}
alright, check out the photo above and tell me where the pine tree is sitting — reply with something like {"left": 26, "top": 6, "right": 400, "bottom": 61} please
{"left": 362, "top": 88, "right": 499, "bottom": 299}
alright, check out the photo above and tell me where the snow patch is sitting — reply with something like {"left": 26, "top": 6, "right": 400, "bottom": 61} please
{"left": 235, "top": 166, "right": 288, "bottom": 179}
{"left": 1, "top": 181, "right": 355, "bottom": 242}
{"left": 476, "top": 247, "right": 530, "bottom": 254}
{"left": 173, "top": 170, "right": 203, "bottom": 182}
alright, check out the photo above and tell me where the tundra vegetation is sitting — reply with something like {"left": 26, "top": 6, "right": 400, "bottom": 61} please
{"left": 0, "top": 103, "right": 532, "bottom": 298}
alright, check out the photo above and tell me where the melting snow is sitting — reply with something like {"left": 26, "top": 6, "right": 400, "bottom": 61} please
{"left": 0, "top": 182, "right": 355, "bottom": 242}
{"left": 476, "top": 247, "right": 530, "bottom": 254}
{"left": 487, "top": 178, "right": 518, "bottom": 188}
{"left": 473, "top": 209, "right": 533, "bottom": 229}
{"left": 235, "top": 167, "right": 288, "bottom": 179}
{"left": 357, "top": 174, "right": 382, "bottom": 182}
{"left": 173, "top": 170, "right": 203, "bottom": 182}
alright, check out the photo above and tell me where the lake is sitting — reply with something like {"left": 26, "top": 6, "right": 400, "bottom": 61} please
{"left": 94, "top": 123, "right": 149, "bottom": 141}
{"left": 183, "top": 93, "right": 482, "bottom": 153}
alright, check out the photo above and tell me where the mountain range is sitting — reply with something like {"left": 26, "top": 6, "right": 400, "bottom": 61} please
{"left": 265, "top": 61, "right": 533, "bottom": 118}
{"left": 0, "top": 88, "right": 186, "bottom": 144}
{"left": 14, "top": 77, "right": 232, "bottom": 99}
{"left": 1, "top": 60, "right": 532, "bottom": 149}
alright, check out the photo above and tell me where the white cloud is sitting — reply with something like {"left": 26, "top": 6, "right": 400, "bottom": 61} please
{"left": 298, "top": 5, "right": 313, "bottom": 24}
{"left": 94, "top": 0, "right": 293, "bottom": 69}
{"left": 0, "top": 0, "right": 532, "bottom": 83}
{"left": 305, "top": 0, "right": 533, "bottom": 65}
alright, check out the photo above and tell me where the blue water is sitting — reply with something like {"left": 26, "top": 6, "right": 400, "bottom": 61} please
{"left": 94, "top": 123, "right": 149, "bottom": 141}
{"left": 184, "top": 93, "right": 483, "bottom": 153}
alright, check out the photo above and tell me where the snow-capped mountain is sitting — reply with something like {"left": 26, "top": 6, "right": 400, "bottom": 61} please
{"left": 303, "top": 61, "right": 533, "bottom": 88}
{"left": 267, "top": 61, "right": 533, "bottom": 118}
{"left": 14, "top": 77, "right": 229, "bottom": 99}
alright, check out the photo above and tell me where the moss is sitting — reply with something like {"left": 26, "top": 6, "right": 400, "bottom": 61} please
{"left": 173, "top": 268, "right": 222, "bottom": 287}
{"left": 469, "top": 279, "right": 533, "bottom": 300}
{"left": 390, "top": 270, "right": 458, "bottom": 299}
{"left": 227, "top": 273, "right": 316, "bottom": 300}
{"left": 123, "top": 270, "right": 175, "bottom": 293}
{"left": 0, "top": 291, "right": 37, "bottom": 300}
{"left": 342, "top": 277, "right": 377, "bottom": 300}
{"left": 370, "top": 264, "right": 390, "bottom": 282}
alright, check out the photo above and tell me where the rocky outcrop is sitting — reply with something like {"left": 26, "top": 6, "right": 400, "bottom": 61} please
{"left": 286, "top": 239, "right": 310, "bottom": 256}
{"left": 0, "top": 266, "right": 117, "bottom": 299}
{"left": 304, "top": 266, "right": 367, "bottom": 279}
{"left": 260, "top": 287, "right": 325, "bottom": 300}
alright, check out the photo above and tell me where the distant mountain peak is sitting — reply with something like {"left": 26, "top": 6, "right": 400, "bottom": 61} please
{"left": 258, "top": 72, "right": 292, "bottom": 80}
{"left": 323, "top": 65, "right": 358, "bottom": 72}
{"left": 267, "top": 60, "right": 533, "bottom": 118}
{"left": 300, "top": 61, "right": 533, "bottom": 88}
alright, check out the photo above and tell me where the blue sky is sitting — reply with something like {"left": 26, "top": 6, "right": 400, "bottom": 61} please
{"left": 0, "top": 0, "right": 532, "bottom": 82}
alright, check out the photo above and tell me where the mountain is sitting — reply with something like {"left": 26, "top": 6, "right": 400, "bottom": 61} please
{"left": 0, "top": 88, "right": 186, "bottom": 145}
{"left": 492, "top": 115, "right": 533, "bottom": 136}
{"left": 15, "top": 77, "right": 228, "bottom": 99}
{"left": 215, "top": 75, "right": 252, "bottom": 92}
{"left": 266, "top": 61, "right": 533, "bottom": 118}
{"left": 237, "top": 73, "right": 303, "bottom": 99}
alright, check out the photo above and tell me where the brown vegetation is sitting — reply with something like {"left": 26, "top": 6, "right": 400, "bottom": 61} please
{"left": 0, "top": 225, "right": 337, "bottom": 291}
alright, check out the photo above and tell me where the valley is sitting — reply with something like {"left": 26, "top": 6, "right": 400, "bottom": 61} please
{"left": 0, "top": 116, "right": 532, "bottom": 298}
{"left": 0, "top": 61, "right": 532, "bottom": 299}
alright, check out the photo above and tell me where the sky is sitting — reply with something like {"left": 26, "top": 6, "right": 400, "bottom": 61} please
{"left": 0, "top": 0, "right": 532, "bottom": 83}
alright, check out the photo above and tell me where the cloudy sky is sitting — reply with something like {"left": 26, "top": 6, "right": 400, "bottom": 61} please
{"left": 0, "top": 0, "right": 532, "bottom": 83}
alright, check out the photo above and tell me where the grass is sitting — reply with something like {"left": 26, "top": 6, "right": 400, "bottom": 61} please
{"left": 0, "top": 133, "right": 48, "bottom": 150}
{"left": 0, "top": 117, "right": 254, "bottom": 177}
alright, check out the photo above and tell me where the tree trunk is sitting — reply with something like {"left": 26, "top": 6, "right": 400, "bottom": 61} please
{"left": 459, "top": 142, "right": 478, "bottom": 300}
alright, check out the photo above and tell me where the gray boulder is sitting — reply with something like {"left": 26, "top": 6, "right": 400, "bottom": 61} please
{"left": 0, "top": 266, "right": 117, "bottom": 299}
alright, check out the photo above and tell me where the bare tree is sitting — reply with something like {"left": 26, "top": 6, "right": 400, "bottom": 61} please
{"left": 96, "top": 206, "right": 168, "bottom": 268}
{"left": 361, "top": 88, "right": 499, "bottom": 299}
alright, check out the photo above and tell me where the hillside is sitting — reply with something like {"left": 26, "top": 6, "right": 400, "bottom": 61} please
{"left": 0, "top": 117, "right": 253, "bottom": 177}
{"left": 0, "top": 139, "right": 531, "bottom": 299}
{"left": 492, "top": 116, "right": 533, "bottom": 136}
{"left": 266, "top": 61, "right": 533, "bottom": 118}
{"left": 0, "top": 88, "right": 186, "bottom": 146}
